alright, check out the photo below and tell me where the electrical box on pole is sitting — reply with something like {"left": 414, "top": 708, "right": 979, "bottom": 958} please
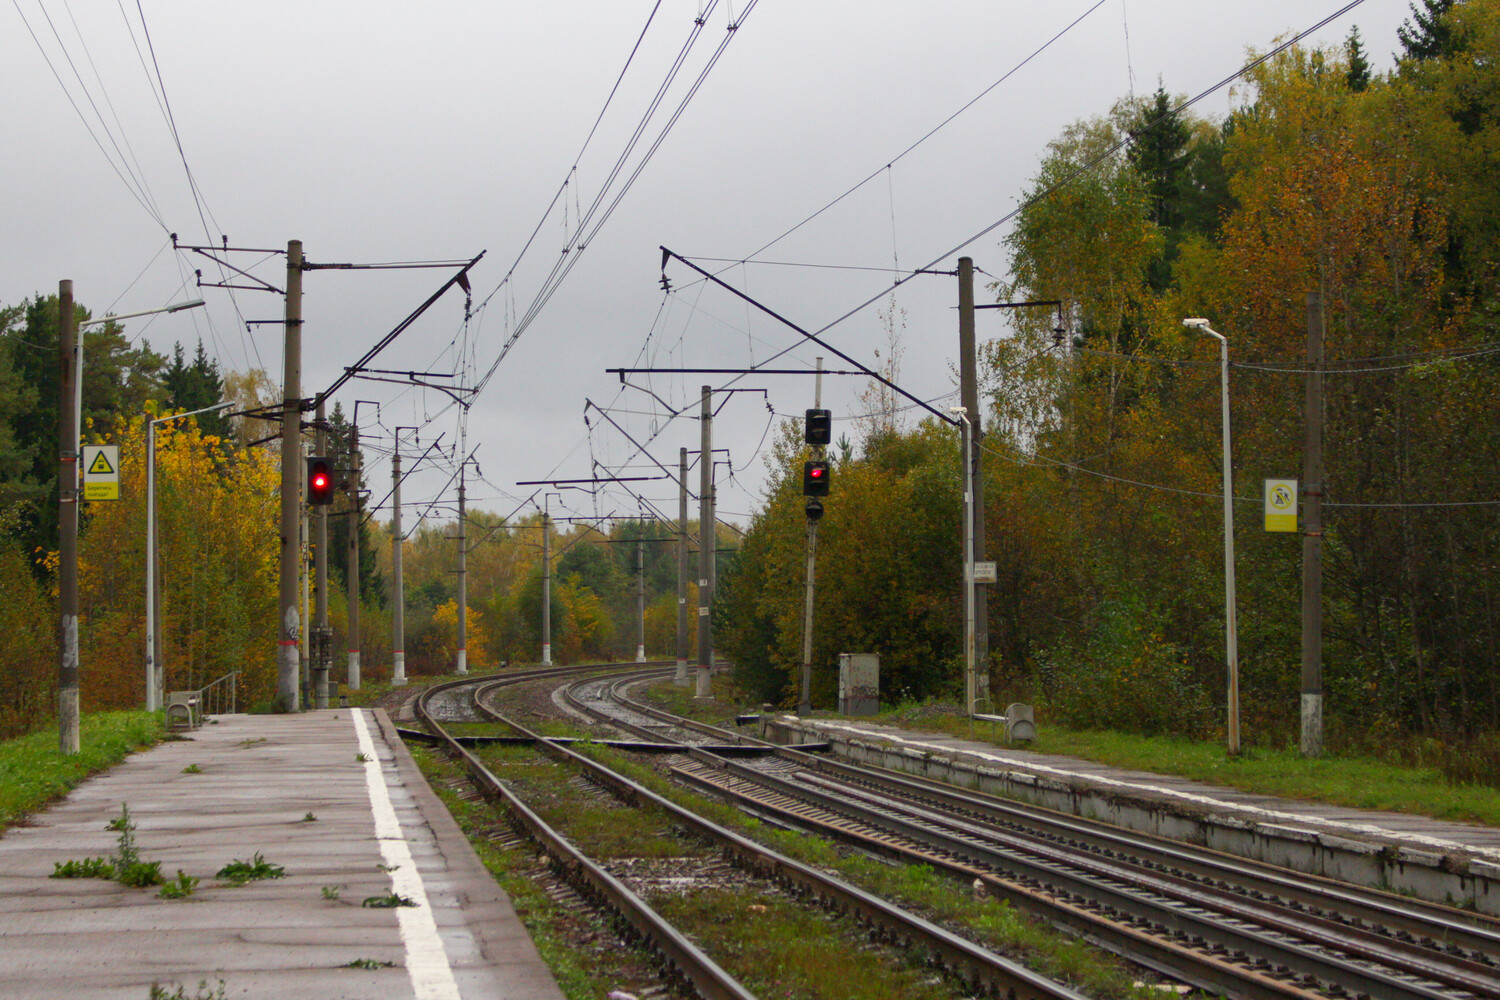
{"left": 802, "top": 460, "right": 830, "bottom": 497}
{"left": 804, "top": 408, "right": 831, "bottom": 446}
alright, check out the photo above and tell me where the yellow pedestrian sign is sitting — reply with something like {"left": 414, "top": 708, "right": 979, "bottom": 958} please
{"left": 82, "top": 445, "right": 120, "bottom": 501}
{"left": 1264, "top": 478, "right": 1297, "bottom": 532}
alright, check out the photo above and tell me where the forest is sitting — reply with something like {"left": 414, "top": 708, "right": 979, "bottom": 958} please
{"left": 2, "top": 3, "right": 1497, "bottom": 775}
{"left": 719, "top": 1, "right": 1500, "bottom": 768}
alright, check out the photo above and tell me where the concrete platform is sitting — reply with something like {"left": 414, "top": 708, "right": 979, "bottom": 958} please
{"left": 0, "top": 709, "right": 565, "bottom": 1000}
{"left": 765, "top": 715, "right": 1500, "bottom": 916}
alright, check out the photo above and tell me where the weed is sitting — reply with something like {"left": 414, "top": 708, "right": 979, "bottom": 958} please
{"left": 376, "top": 862, "right": 400, "bottom": 873}
{"left": 159, "top": 870, "right": 199, "bottom": 899}
{"left": 355, "top": 752, "right": 370, "bottom": 763}
{"left": 362, "top": 892, "right": 417, "bottom": 908}
{"left": 216, "top": 853, "right": 285, "bottom": 885}
{"left": 181, "top": 764, "right": 202, "bottom": 774}
{"left": 51, "top": 857, "right": 115, "bottom": 879}
{"left": 147, "top": 979, "right": 227, "bottom": 1000}
{"left": 321, "top": 884, "right": 343, "bottom": 900}
{"left": 302, "top": 811, "right": 317, "bottom": 822}
{"left": 117, "top": 860, "right": 165, "bottom": 888}
{"left": 343, "top": 957, "right": 396, "bottom": 970}
{"left": 111, "top": 804, "right": 140, "bottom": 870}
{"left": 235, "top": 737, "right": 267, "bottom": 748}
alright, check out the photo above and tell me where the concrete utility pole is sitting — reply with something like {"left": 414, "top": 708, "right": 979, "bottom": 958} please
{"left": 313, "top": 400, "right": 330, "bottom": 708}
{"left": 676, "top": 447, "right": 689, "bottom": 686}
{"left": 541, "top": 496, "right": 552, "bottom": 666}
{"left": 346, "top": 423, "right": 361, "bottom": 690}
{"left": 391, "top": 430, "right": 408, "bottom": 687}
{"left": 300, "top": 501, "right": 310, "bottom": 706}
{"left": 275, "top": 241, "right": 303, "bottom": 712}
{"left": 958, "top": 257, "right": 990, "bottom": 708}
{"left": 456, "top": 460, "right": 469, "bottom": 675}
{"left": 636, "top": 536, "right": 647, "bottom": 662}
{"left": 696, "top": 386, "right": 713, "bottom": 698}
{"left": 1302, "top": 290, "right": 1325, "bottom": 757}
{"left": 57, "top": 280, "right": 80, "bottom": 754}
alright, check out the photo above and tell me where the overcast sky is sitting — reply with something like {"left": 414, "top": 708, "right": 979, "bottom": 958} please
{"left": 4, "top": 0, "right": 1417, "bottom": 532}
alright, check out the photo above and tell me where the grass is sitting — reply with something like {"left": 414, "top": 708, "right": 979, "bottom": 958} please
{"left": 869, "top": 700, "right": 1500, "bottom": 827}
{"left": 577, "top": 742, "right": 1154, "bottom": 999}
{"left": 0, "top": 711, "right": 164, "bottom": 832}
{"left": 407, "top": 741, "right": 683, "bottom": 1000}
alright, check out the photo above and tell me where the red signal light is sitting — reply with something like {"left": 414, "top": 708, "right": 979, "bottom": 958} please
{"left": 306, "top": 456, "right": 334, "bottom": 506}
{"left": 802, "top": 460, "right": 830, "bottom": 497}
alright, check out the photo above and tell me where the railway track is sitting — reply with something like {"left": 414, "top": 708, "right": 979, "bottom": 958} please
{"left": 566, "top": 672, "right": 1500, "bottom": 1000}
{"left": 412, "top": 665, "right": 1093, "bottom": 1000}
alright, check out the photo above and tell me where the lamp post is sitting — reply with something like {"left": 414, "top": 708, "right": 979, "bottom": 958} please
{"left": 950, "top": 406, "right": 976, "bottom": 717}
{"left": 58, "top": 295, "right": 203, "bottom": 753}
{"left": 146, "top": 400, "right": 233, "bottom": 711}
{"left": 1183, "top": 318, "right": 1240, "bottom": 755}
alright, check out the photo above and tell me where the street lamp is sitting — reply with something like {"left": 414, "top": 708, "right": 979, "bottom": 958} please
{"left": 76, "top": 300, "right": 206, "bottom": 460}
{"left": 1183, "top": 318, "right": 1240, "bottom": 754}
{"left": 58, "top": 295, "right": 205, "bottom": 750}
{"left": 950, "top": 406, "right": 976, "bottom": 717}
{"left": 145, "top": 400, "right": 232, "bottom": 711}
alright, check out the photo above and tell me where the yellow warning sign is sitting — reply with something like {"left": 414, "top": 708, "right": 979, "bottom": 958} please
{"left": 1264, "top": 478, "right": 1297, "bottom": 532}
{"left": 82, "top": 445, "right": 120, "bottom": 501}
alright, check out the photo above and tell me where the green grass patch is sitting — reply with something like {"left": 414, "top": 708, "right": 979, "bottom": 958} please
{"left": 0, "top": 712, "right": 164, "bottom": 832}
{"left": 576, "top": 743, "right": 1153, "bottom": 999}
{"left": 871, "top": 701, "right": 1500, "bottom": 827}
{"left": 406, "top": 742, "right": 652, "bottom": 1000}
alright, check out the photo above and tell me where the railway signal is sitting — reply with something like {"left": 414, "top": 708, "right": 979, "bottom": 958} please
{"left": 803, "top": 460, "right": 830, "bottom": 497}
{"left": 805, "top": 408, "right": 831, "bottom": 446}
{"left": 306, "top": 456, "right": 334, "bottom": 506}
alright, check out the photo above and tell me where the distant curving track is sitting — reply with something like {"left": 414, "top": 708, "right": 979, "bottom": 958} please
{"left": 412, "top": 665, "right": 1092, "bottom": 1000}
{"left": 566, "top": 671, "right": 1500, "bottom": 1000}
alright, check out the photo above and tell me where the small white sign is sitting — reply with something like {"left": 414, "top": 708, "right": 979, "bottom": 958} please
{"left": 82, "top": 445, "right": 120, "bottom": 501}
{"left": 971, "top": 561, "right": 997, "bottom": 584}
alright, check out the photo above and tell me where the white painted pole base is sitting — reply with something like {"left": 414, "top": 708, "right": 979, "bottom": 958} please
{"left": 392, "top": 650, "right": 407, "bottom": 687}
{"left": 1300, "top": 693, "right": 1323, "bottom": 757}
{"left": 636, "top": 645, "right": 645, "bottom": 663}
{"left": 695, "top": 666, "right": 712, "bottom": 699}
{"left": 456, "top": 649, "right": 467, "bottom": 675}
{"left": 541, "top": 643, "right": 552, "bottom": 667}
{"left": 347, "top": 651, "right": 360, "bottom": 691}
{"left": 674, "top": 658, "right": 688, "bottom": 687}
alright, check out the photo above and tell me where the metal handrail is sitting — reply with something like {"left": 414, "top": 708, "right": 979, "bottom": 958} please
{"left": 197, "top": 671, "right": 239, "bottom": 716}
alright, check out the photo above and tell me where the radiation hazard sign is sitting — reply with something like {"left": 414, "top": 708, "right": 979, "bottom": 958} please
{"left": 82, "top": 445, "right": 120, "bottom": 501}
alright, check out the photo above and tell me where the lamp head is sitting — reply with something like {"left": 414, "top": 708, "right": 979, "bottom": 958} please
{"left": 1183, "top": 318, "right": 1210, "bottom": 329}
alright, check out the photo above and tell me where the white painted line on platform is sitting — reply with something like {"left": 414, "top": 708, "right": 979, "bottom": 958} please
{"left": 353, "top": 709, "right": 463, "bottom": 1000}
{"left": 801, "top": 718, "right": 1500, "bottom": 862}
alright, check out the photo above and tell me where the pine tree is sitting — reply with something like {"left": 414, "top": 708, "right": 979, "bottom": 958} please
{"left": 1346, "top": 26, "right": 1372, "bottom": 92}
{"left": 1397, "top": 0, "right": 1461, "bottom": 61}
{"left": 1127, "top": 84, "right": 1192, "bottom": 230}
